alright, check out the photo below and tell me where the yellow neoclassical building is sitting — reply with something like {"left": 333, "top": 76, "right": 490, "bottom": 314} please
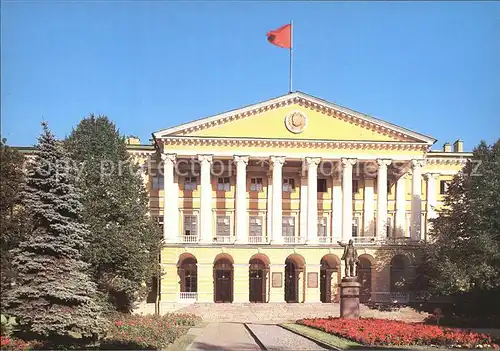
{"left": 134, "top": 91, "right": 470, "bottom": 306}
{"left": 20, "top": 91, "right": 471, "bottom": 305}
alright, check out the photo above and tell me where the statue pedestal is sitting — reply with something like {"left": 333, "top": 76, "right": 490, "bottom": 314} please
{"left": 339, "top": 277, "right": 361, "bottom": 319}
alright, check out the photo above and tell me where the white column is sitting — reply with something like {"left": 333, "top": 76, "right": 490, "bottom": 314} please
{"left": 270, "top": 156, "right": 286, "bottom": 244}
{"left": 162, "top": 154, "right": 177, "bottom": 243}
{"left": 234, "top": 156, "right": 249, "bottom": 244}
{"left": 341, "top": 158, "right": 357, "bottom": 241}
{"left": 266, "top": 173, "right": 272, "bottom": 242}
{"left": 332, "top": 175, "right": 342, "bottom": 240}
{"left": 425, "top": 173, "right": 439, "bottom": 238}
{"left": 376, "top": 159, "right": 392, "bottom": 238}
{"left": 306, "top": 157, "right": 321, "bottom": 244}
{"left": 363, "top": 177, "right": 375, "bottom": 236}
{"left": 425, "top": 173, "right": 439, "bottom": 220}
{"left": 411, "top": 160, "right": 425, "bottom": 241}
{"left": 299, "top": 174, "right": 308, "bottom": 240}
{"left": 395, "top": 173, "right": 407, "bottom": 238}
{"left": 198, "top": 155, "right": 213, "bottom": 244}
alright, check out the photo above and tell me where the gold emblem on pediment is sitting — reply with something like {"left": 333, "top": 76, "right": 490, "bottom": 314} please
{"left": 285, "top": 111, "right": 308, "bottom": 134}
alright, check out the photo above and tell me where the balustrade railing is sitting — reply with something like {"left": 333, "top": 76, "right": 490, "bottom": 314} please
{"left": 283, "top": 236, "right": 304, "bottom": 244}
{"left": 248, "top": 236, "right": 267, "bottom": 244}
{"left": 178, "top": 292, "right": 197, "bottom": 301}
{"left": 180, "top": 235, "right": 199, "bottom": 243}
{"left": 214, "top": 235, "right": 234, "bottom": 244}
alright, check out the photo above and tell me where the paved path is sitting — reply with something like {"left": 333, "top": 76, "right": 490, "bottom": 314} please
{"left": 187, "top": 322, "right": 261, "bottom": 351}
{"left": 187, "top": 322, "right": 328, "bottom": 351}
{"left": 246, "top": 323, "right": 327, "bottom": 350}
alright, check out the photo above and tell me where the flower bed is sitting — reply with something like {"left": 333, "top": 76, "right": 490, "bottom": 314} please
{"left": 298, "top": 317, "right": 498, "bottom": 349}
{"left": 102, "top": 313, "right": 202, "bottom": 350}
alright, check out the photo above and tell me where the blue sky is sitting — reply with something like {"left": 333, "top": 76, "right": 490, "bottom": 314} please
{"left": 2, "top": 1, "right": 499, "bottom": 151}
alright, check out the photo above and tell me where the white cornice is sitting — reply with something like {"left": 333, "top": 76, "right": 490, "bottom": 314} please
{"left": 153, "top": 92, "right": 436, "bottom": 145}
{"left": 160, "top": 135, "right": 429, "bottom": 152}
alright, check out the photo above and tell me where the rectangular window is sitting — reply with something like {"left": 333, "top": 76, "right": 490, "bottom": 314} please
{"left": 440, "top": 180, "right": 449, "bottom": 195}
{"left": 317, "top": 179, "right": 327, "bottom": 193}
{"left": 152, "top": 175, "right": 164, "bottom": 190}
{"left": 282, "top": 216, "right": 295, "bottom": 237}
{"left": 352, "top": 217, "right": 359, "bottom": 237}
{"left": 217, "top": 177, "right": 231, "bottom": 191}
{"left": 250, "top": 178, "right": 263, "bottom": 192}
{"left": 216, "top": 216, "right": 231, "bottom": 236}
{"left": 386, "top": 216, "right": 393, "bottom": 238}
{"left": 283, "top": 178, "right": 295, "bottom": 192}
{"left": 183, "top": 215, "right": 197, "bottom": 236}
{"left": 249, "top": 216, "right": 263, "bottom": 237}
{"left": 353, "top": 180, "right": 359, "bottom": 193}
{"left": 317, "top": 217, "right": 327, "bottom": 237}
{"left": 184, "top": 177, "right": 197, "bottom": 190}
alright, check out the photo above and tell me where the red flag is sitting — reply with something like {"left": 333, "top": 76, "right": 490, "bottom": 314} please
{"left": 267, "top": 24, "right": 291, "bottom": 49}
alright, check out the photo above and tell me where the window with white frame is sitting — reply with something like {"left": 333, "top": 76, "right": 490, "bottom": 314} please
{"left": 249, "top": 216, "right": 263, "bottom": 237}
{"left": 352, "top": 217, "right": 359, "bottom": 237}
{"left": 282, "top": 216, "right": 295, "bottom": 237}
{"left": 386, "top": 215, "right": 394, "bottom": 238}
{"left": 318, "top": 217, "right": 328, "bottom": 237}
{"left": 250, "top": 178, "right": 263, "bottom": 192}
{"left": 216, "top": 216, "right": 231, "bottom": 236}
{"left": 184, "top": 176, "right": 197, "bottom": 190}
{"left": 283, "top": 178, "right": 295, "bottom": 192}
{"left": 183, "top": 215, "right": 197, "bottom": 236}
{"left": 217, "top": 177, "right": 230, "bottom": 191}
{"left": 152, "top": 175, "right": 164, "bottom": 190}
{"left": 440, "top": 180, "right": 450, "bottom": 195}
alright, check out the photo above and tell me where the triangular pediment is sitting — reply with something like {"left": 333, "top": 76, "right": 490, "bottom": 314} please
{"left": 154, "top": 92, "right": 435, "bottom": 144}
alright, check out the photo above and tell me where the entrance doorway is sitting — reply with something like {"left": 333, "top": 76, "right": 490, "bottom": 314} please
{"left": 320, "top": 255, "right": 340, "bottom": 303}
{"left": 358, "top": 255, "right": 373, "bottom": 303}
{"left": 214, "top": 257, "right": 233, "bottom": 303}
{"left": 284, "top": 254, "right": 305, "bottom": 303}
{"left": 249, "top": 258, "right": 267, "bottom": 303}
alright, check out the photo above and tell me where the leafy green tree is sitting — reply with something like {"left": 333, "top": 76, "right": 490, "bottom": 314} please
{"left": 418, "top": 139, "right": 500, "bottom": 320}
{"left": 5, "top": 123, "right": 106, "bottom": 342}
{"left": 0, "top": 139, "right": 28, "bottom": 300}
{"left": 65, "top": 115, "right": 161, "bottom": 312}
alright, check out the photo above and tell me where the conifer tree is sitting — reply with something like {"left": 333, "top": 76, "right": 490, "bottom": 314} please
{"left": 0, "top": 139, "right": 28, "bottom": 298}
{"left": 5, "top": 123, "right": 106, "bottom": 342}
{"left": 65, "top": 115, "right": 161, "bottom": 312}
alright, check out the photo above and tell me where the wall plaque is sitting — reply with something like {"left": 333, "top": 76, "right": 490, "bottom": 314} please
{"left": 272, "top": 272, "right": 282, "bottom": 288}
{"left": 307, "top": 272, "right": 318, "bottom": 288}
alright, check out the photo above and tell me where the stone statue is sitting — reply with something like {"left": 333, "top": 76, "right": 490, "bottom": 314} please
{"left": 337, "top": 239, "right": 359, "bottom": 277}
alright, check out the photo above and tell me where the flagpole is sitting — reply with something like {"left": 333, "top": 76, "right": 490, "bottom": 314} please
{"left": 289, "top": 20, "right": 293, "bottom": 93}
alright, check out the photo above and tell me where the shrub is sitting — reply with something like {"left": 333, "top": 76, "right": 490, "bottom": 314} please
{"left": 298, "top": 317, "right": 498, "bottom": 349}
{"left": 102, "top": 313, "right": 201, "bottom": 350}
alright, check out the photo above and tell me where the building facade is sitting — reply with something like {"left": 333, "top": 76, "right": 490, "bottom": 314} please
{"left": 20, "top": 91, "right": 471, "bottom": 305}
{"left": 142, "top": 92, "right": 471, "bottom": 305}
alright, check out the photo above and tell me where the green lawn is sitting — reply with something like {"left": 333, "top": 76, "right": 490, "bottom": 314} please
{"left": 280, "top": 323, "right": 361, "bottom": 350}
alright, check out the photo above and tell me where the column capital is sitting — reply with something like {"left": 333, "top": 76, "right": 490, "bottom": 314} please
{"left": 270, "top": 156, "right": 286, "bottom": 166}
{"left": 411, "top": 159, "right": 426, "bottom": 169}
{"left": 341, "top": 158, "right": 357, "bottom": 168}
{"left": 305, "top": 157, "right": 321, "bottom": 167}
{"left": 197, "top": 154, "right": 214, "bottom": 164}
{"left": 376, "top": 159, "right": 392, "bottom": 168}
{"left": 233, "top": 155, "right": 249, "bottom": 165}
{"left": 161, "top": 153, "right": 177, "bottom": 163}
{"left": 424, "top": 172, "right": 440, "bottom": 180}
